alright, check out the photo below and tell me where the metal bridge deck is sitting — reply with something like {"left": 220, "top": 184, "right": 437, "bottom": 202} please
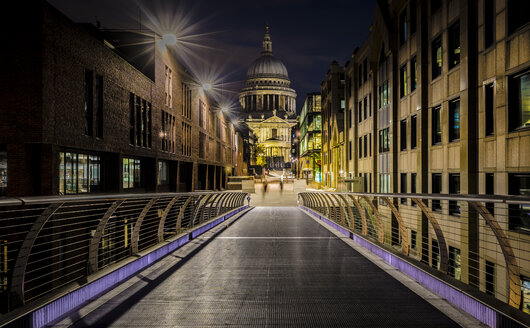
{"left": 54, "top": 207, "right": 461, "bottom": 327}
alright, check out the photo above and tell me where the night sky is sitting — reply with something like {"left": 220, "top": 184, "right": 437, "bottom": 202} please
{"left": 48, "top": 0, "right": 377, "bottom": 114}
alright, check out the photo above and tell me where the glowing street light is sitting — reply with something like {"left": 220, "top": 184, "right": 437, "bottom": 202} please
{"left": 162, "top": 33, "right": 177, "bottom": 46}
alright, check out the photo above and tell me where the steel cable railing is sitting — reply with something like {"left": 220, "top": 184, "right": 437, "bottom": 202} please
{"left": 298, "top": 191, "right": 530, "bottom": 321}
{"left": 0, "top": 191, "right": 247, "bottom": 315}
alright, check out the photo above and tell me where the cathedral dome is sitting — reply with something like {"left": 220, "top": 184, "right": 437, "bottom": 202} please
{"left": 247, "top": 55, "right": 289, "bottom": 79}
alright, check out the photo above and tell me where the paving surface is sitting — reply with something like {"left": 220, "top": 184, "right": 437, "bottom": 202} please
{"left": 56, "top": 207, "right": 461, "bottom": 327}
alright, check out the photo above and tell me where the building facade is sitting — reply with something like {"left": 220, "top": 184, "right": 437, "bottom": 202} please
{"left": 299, "top": 93, "right": 322, "bottom": 184}
{"left": 240, "top": 25, "right": 298, "bottom": 171}
{"left": 321, "top": 61, "right": 345, "bottom": 189}
{"left": 329, "top": 0, "right": 530, "bottom": 312}
{"left": 0, "top": 2, "right": 237, "bottom": 197}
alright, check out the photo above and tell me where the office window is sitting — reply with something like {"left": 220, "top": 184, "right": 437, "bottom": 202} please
{"left": 129, "top": 94, "right": 135, "bottom": 145}
{"left": 432, "top": 36, "right": 442, "bottom": 79}
{"left": 508, "top": 71, "right": 530, "bottom": 131}
{"left": 484, "top": 0, "right": 494, "bottom": 48}
{"left": 358, "top": 137, "right": 363, "bottom": 159}
{"left": 122, "top": 157, "right": 141, "bottom": 189}
{"left": 59, "top": 152, "right": 101, "bottom": 195}
{"left": 432, "top": 239, "right": 440, "bottom": 270}
{"left": 449, "top": 174, "right": 460, "bottom": 215}
{"left": 400, "top": 9, "right": 407, "bottom": 45}
{"left": 411, "top": 173, "right": 417, "bottom": 195}
{"left": 363, "top": 97, "right": 367, "bottom": 119}
{"left": 411, "top": 57, "right": 417, "bottom": 92}
{"left": 449, "top": 22, "right": 460, "bottom": 69}
{"left": 363, "top": 135, "right": 367, "bottom": 157}
{"left": 164, "top": 66, "right": 172, "bottom": 107}
{"left": 432, "top": 173, "right": 442, "bottom": 210}
{"left": 369, "top": 133, "right": 372, "bottom": 156}
{"left": 358, "top": 101, "right": 363, "bottom": 122}
{"left": 508, "top": 173, "right": 530, "bottom": 232}
{"left": 411, "top": 230, "right": 417, "bottom": 250}
{"left": 449, "top": 246, "right": 462, "bottom": 280}
{"left": 485, "top": 83, "right": 494, "bottom": 135}
{"left": 411, "top": 115, "right": 417, "bottom": 149}
{"left": 369, "top": 93, "right": 372, "bottom": 116}
{"left": 158, "top": 161, "right": 169, "bottom": 185}
{"left": 379, "top": 128, "right": 390, "bottom": 152}
{"left": 363, "top": 58, "right": 368, "bottom": 82}
{"left": 400, "top": 64, "right": 408, "bottom": 98}
{"left": 400, "top": 119, "right": 407, "bottom": 151}
{"left": 486, "top": 173, "right": 495, "bottom": 215}
{"left": 95, "top": 75, "right": 103, "bottom": 139}
{"left": 349, "top": 141, "right": 352, "bottom": 160}
{"left": 432, "top": 106, "right": 442, "bottom": 144}
{"left": 182, "top": 122, "right": 192, "bottom": 157}
{"left": 410, "top": 0, "right": 417, "bottom": 34}
{"left": 521, "top": 276, "right": 530, "bottom": 314}
{"left": 400, "top": 173, "right": 407, "bottom": 204}
{"left": 340, "top": 99, "right": 345, "bottom": 112}
{"left": 181, "top": 83, "right": 192, "bottom": 120}
{"left": 84, "top": 70, "right": 93, "bottom": 136}
{"left": 485, "top": 261, "right": 495, "bottom": 296}
{"left": 449, "top": 99, "right": 460, "bottom": 141}
{"left": 507, "top": 0, "right": 530, "bottom": 35}
{"left": 0, "top": 149, "right": 5, "bottom": 197}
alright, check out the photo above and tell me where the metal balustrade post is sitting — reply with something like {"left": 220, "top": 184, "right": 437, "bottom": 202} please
{"left": 89, "top": 200, "right": 124, "bottom": 274}
{"left": 348, "top": 195, "right": 368, "bottom": 236}
{"left": 10, "top": 203, "right": 64, "bottom": 308}
{"left": 469, "top": 201, "right": 522, "bottom": 309}
{"left": 331, "top": 194, "right": 346, "bottom": 226}
{"left": 412, "top": 199, "right": 449, "bottom": 274}
{"left": 337, "top": 194, "right": 355, "bottom": 229}
{"left": 359, "top": 195, "right": 385, "bottom": 243}
{"left": 380, "top": 196, "right": 409, "bottom": 255}
{"left": 216, "top": 193, "right": 231, "bottom": 216}
{"left": 317, "top": 193, "right": 330, "bottom": 218}
{"left": 176, "top": 196, "right": 193, "bottom": 233}
{"left": 131, "top": 198, "right": 158, "bottom": 254}
{"left": 157, "top": 196, "right": 181, "bottom": 243}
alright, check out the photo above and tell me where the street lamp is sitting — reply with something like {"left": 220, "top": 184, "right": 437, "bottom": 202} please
{"left": 162, "top": 33, "right": 177, "bottom": 46}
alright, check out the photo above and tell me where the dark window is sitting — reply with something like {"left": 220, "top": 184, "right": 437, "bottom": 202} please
{"left": 95, "top": 75, "right": 103, "bottom": 139}
{"left": 485, "top": 83, "right": 494, "bottom": 135}
{"left": 431, "top": 0, "right": 441, "bottom": 15}
{"left": 363, "top": 135, "right": 368, "bottom": 157}
{"left": 158, "top": 161, "right": 169, "bottom": 185}
{"left": 484, "top": 0, "right": 495, "bottom": 48}
{"left": 432, "top": 173, "right": 442, "bottom": 210}
{"left": 508, "top": 173, "right": 530, "bottom": 232}
{"left": 449, "top": 174, "right": 460, "bottom": 215}
{"left": 432, "top": 239, "right": 440, "bottom": 270}
{"left": 411, "top": 173, "right": 417, "bottom": 194}
{"left": 507, "top": 0, "right": 530, "bottom": 35}
{"left": 449, "top": 99, "right": 460, "bottom": 141}
{"left": 349, "top": 141, "right": 352, "bottom": 160}
{"left": 411, "top": 57, "right": 417, "bottom": 91}
{"left": 448, "top": 246, "right": 461, "bottom": 280}
{"left": 400, "top": 9, "right": 407, "bottom": 45}
{"left": 400, "top": 119, "right": 407, "bottom": 151}
{"left": 363, "top": 97, "right": 368, "bottom": 119}
{"left": 401, "top": 173, "right": 407, "bottom": 204}
{"left": 432, "top": 106, "right": 442, "bottom": 144}
{"left": 358, "top": 101, "right": 363, "bottom": 122}
{"left": 129, "top": 93, "right": 135, "bottom": 145}
{"left": 508, "top": 71, "right": 530, "bottom": 131}
{"left": 410, "top": 0, "right": 417, "bottom": 34}
{"left": 486, "top": 173, "right": 495, "bottom": 215}
{"left": 358, "top": 137, "right": 362, "bottom": 159}
{"left": 84, "top": 70, "right": 93, "bottom": 136}
{"left": 369, "top": 93, "right": 372, "bottom": 116}
{"left": 448, "top": 22, "right": 460, "bottom": 69}
{"left": 369, "top": 133, "right": 372, "bottom": 156}
{"left": 379, "top": 128, "right": 390, "bottom": 152}
{"left": 363, "top": 58, "right": 368, "bottom": 82}
{"left": 411, "top": 115, "right": 417, "bottom": 149}
{"left": 400, "top": 64, "right": 408, "bottom": 98}
{"left": 411, "top": 230, "right": 417, "bottom": 250}
{"left": 135, "top": 96, "right": 141, "bottom": 145}
{"left": 485, "top": 261, "right": 495, "bottom": 296}
{"left": 432, "top": 36, "right": 442, "bottom": 79}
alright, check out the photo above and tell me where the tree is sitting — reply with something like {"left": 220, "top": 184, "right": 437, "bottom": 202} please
{"left": 252, "top": 143, "right": 267, "bottom": 167}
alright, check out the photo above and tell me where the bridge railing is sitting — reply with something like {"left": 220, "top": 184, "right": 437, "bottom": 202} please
{"left": 298, "top": 191, "right": 530, "bottom": 323}
{"left": 0, "top": 191, "right": 248, "bottom": 315}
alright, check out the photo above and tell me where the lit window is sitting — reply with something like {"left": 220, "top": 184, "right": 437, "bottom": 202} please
{"left": 449, "top": 99, "right": 460, "bottom": 141}
{"left": 432, "top": 36, "right": 442, "bottom": 79}
{"left": 449, "top": 22, "right": 460, "bottom": 69}
{"left": 508, "top": 71, "right": 530, "bottom": 131}
{"left": 123, "top": 157, "right": 141, "bottom": 189}
{"left": 432, "top": 106, "right": 442, "bottom": 144}
{"left": 59, "top": 152, "right": 101, "bottom": 195}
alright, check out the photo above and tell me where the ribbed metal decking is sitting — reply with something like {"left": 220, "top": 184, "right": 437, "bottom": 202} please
{"left": 54, "top": 207, "right": 460, "bottom": 327}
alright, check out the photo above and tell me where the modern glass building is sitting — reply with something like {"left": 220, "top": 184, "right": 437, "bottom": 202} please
{"left": 299, "top": 93, "right": 322, "bottom": 184}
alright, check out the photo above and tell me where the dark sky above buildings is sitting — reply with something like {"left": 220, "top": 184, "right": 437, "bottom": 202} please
{"left": 48, "top": 0, "right": 377, "bottom": 113}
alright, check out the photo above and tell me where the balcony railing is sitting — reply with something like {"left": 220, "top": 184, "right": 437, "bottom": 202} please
{"left": 298, "top": 191, "right": 530, "bottom": 324}
{"left": 0, "top": 191, "right": 248, "bottom": 315}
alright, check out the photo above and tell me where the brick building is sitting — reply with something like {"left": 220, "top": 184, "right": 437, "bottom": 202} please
{"left": 0, "top": 1, "right": 237, "bottom": 197}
